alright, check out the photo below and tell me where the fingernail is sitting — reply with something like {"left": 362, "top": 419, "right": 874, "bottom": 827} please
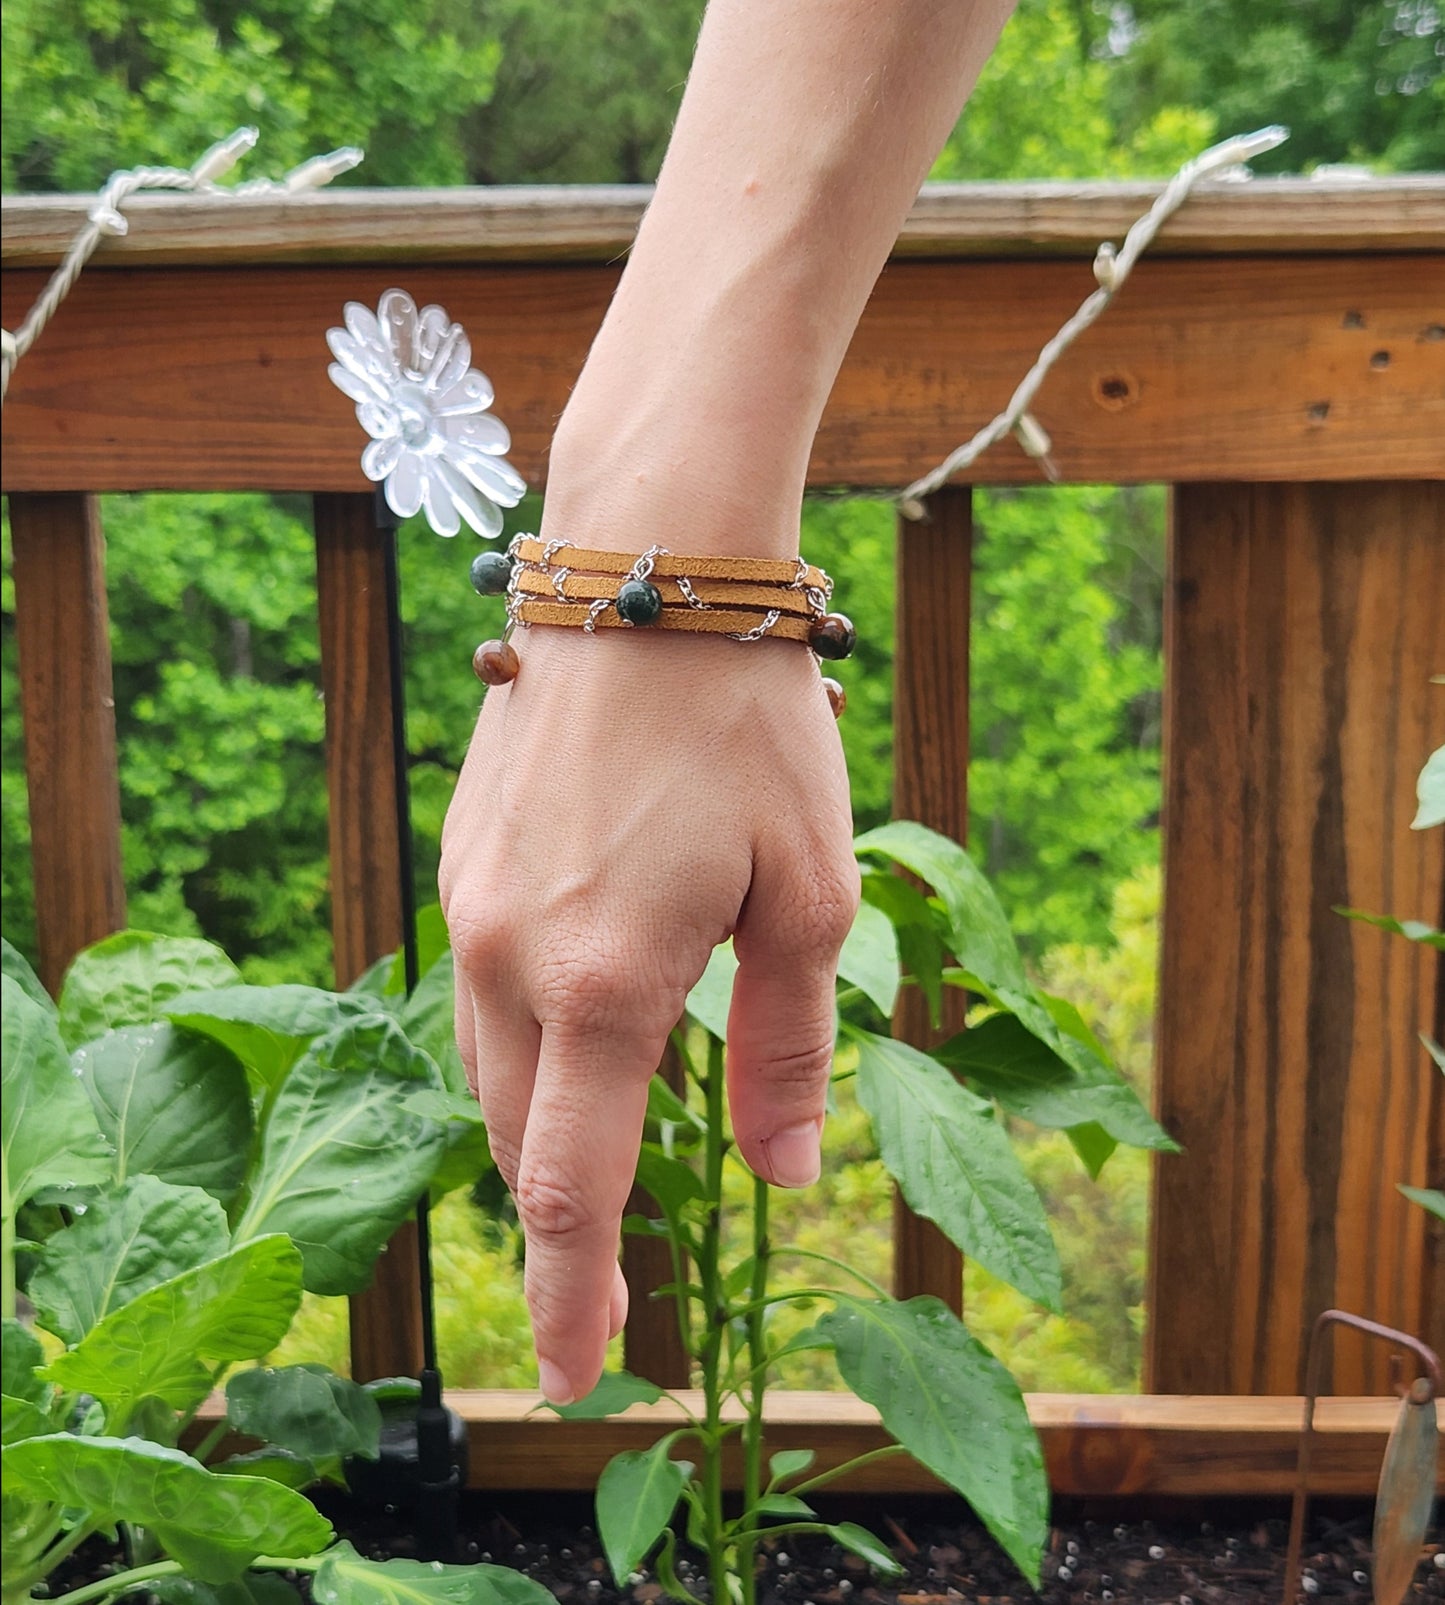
{"left": 538, "top": 1358, "right": 574, "bottom": 1406}
{"left": 763, "top": 1119, "right": 822, "bottom": 1188}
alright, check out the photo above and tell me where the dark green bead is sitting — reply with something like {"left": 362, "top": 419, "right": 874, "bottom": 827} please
{"left": 616, "top": 578, "right": 664, "bottom": 626}
{"left": 809, "top": 612, "right": 857, "bottom": 661}
{"left": 470, "top": 551, "right": 514, "bottom": 596}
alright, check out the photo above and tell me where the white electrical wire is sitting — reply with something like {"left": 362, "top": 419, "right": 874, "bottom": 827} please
{"left": 0, "top": 129, "right": 363, "bottom": 403}
{"left": 896, "top": 124, "right": 1289, "bottom": 514}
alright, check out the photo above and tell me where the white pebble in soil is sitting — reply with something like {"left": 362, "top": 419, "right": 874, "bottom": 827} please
{"left": 1148, "top": 1545, "right": 1166, "bottom": 1561}
{"left": 1301, "top": 1577, "right": 1320, "bottom": 1595}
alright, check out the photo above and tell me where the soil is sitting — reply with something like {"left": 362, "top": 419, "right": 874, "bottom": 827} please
{"left": 47, "top": 1493, "right": 1445, "bottom": 1605}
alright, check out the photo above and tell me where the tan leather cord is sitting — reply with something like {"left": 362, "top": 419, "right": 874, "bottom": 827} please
{"left": 510, "top": 537, "right": 829, "bottom": 591}
{"left": 514, "top": 598, "right": 816, "bottom": 642}
{"left": 512, "top": 567, "right": 815, "bottom": 616}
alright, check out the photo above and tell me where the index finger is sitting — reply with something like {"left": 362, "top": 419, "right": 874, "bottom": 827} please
{"left": 513, "top": 1019, "right": 663, "bottom": 1404}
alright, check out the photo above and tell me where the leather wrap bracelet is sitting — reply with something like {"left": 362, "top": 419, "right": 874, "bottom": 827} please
{"left": 467, "top": 534, "right": 856, "bottom": 716}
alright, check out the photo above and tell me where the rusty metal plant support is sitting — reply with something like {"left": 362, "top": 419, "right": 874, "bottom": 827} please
{"left": 1284, "top": 1310, "right": 1440, "bottom": 1605}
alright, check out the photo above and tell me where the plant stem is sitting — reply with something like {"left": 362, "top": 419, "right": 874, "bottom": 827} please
{"left": 737, "top": 1172, "right": 770, "bottom": 1605}
{"left": 787, "top": 1443, "right": 908, "bottom": 1498}
{"left": 698, "top": 1035, "right": 729, "bottom": 1603}
{"left": 16, "top": 1519, "right": 102, "bottom": 1593}
{"left": 2, "top": 1204, "right": 16, "bottom": 1321}
{"left": 189, "top": 1417, "right": 230, "bottom": 1464}
{"left": 39, "top": 1561, "right": 183, "bottom": 1605}
{"left": 769, "top": 1248, "right": 890, "bottom": 1300}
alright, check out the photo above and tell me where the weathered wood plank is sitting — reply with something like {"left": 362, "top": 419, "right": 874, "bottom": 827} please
{"left": 4, "top": 179, "right": 1442, "bottom": 268}
{"left": 1149, "top": 482, "right": 1445, "bottom": 1397}
{"left": 891, "top": 489, "right": 971, "bottom": 1312}
{"left": 4, "top": 255, "right": 1441, "bottom": 493}
{"left": 185, "top": 1390, "right": 1429, "bottom": 1498}
{"left": 313, "top": 490, "right": 424, "bottom": 1381}
{"left": 9, "top": 493, "right": 126, "bottom": 994}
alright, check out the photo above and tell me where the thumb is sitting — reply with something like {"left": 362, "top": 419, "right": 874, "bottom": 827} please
{"left": 726, "top": 849, "right": 857, "bottom": 1188}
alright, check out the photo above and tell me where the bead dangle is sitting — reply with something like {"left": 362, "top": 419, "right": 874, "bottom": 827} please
{"left": 468, "top": 535, "right": 854, "bottom": 712}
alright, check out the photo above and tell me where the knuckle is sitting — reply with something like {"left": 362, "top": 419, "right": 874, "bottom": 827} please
{"left": 801, "top": 859, "right": 862, "bottom": 953}
{"left": 486, "top": 1128, "right": 523, "bottom": 1193}
{"left": 513, "top": 1163, "right": 593, "bottom": 1243}
{"left": 534, "top": 949, "right": 679, "bottom": 1037}
{"left": 449, "top": 905, "right": 511, "bottom": 979}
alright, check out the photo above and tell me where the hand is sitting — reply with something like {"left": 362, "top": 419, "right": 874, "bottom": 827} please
{"left": 439, "top": 623, "right": 858, "bottom": 1404}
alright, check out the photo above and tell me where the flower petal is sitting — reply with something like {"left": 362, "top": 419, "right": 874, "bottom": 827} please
{"left": 435, "top": 459, "right": 504, "bottom": 539}
{"left": 362, "top": 435, "right": 404, "bottom": 482}
{"left": 420, "top": 463, "right": 461, "bottom": 537}
{"left": 343, "top": 302, "right": 393, "bottom": 375}
{"left": 326, "top": 331, "right": 393, "bottom": 401}
{"left": 452, "top": 444, "right": 527, "bottom": 505}
{"left": 356, "top": 399, "right": 398, "bottom": 440}
{"left": 433, "top": 370, "right": 495, "bottom": 416}
{"left": 384, "top": 451, "right": 425, "bottom": 519}
{"left": 378, "top": 288, "right": 419, "bottom": 376}
{"left": 328, "top": 361, "right": 382, "bottom": 408}
{"left": 424, "top": 326, "right": 472, "bottom": 397}
{"left": 442, "top": 412, "right": 511, "bottom": 454}
{"left": 415, "top": 304, "right": 451, "bottom": 372}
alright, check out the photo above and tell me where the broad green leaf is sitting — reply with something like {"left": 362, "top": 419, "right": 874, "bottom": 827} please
{"left": 74, "top": 1025, "right": 253, "bottom": 1198}
{"left": 313, "top": 1539, "right": 557, "bottom": 1605}
{"left": 232, "top": 1019, "right": 447, "bottom": 1294}
{"left": 596, "top": 1441, "right": 689, "bottom": 1586}
{"left": 859, "top": 871, "right": 946, "bottom": 1025}
{"left": 837, "top": 898, "right": 900, "bottom": 1017}
{"left": 634, "top": 1144, "right": 703, "bottom": 1233}
{"left": 396, "top": 959, "right": 495, "bottom": 1198}
{"left": 933, "top": 1011, "right": 1171, "bottom": 1152}
{"left": 767, "top": 1448, "right": 815, "bottom": 1484}
{"left": 646, "top": 1075, "right": 704, "bottom": 1138}
{"left": 347, "top": 956, "right": 397, "bottom": 1001}
{"left": 168, "top": 986, "right": 379, "bottom": 1095}
{"left": 28, "top": 1175, "right": 229, "bottom": 1344}
{"left": 1, "top": 1434, "right": 332, "bottom": 1582}
{"left": 58, "top": 932, "right": 240, "bottom": 1050}
{"left": 854, "top": 822, "right": 1028, "bottom": 993}
{"left": 1, "top": 939, "right": 51, "bottom": 1013}
{"left": 826, "top": 1522, "right": 904, "bottom": 1579}
{"left": 213, "top": 1447, "right": 320, "bottom": 1490}
{"left": 151, "top": 1571, "right": 301, "bottom": 1605}
{"left": 1334, "top": 907, "right": 1444, "bottom": 949}
{"left": 548, "top": 1369, "right": 663, "bottom": 1421}
{"left": 1065, "top": 1121, "right": 1118, "bottom": 1180}
{"left": 47, "top": 1236, "right": 303, "bottom": 1415}
{"left": 746, "top": 1494, "right": 816, "bottom": 1522}
{"left": 226, "top": 1365, "right": 382, "bottom": 1462}
{"left": 2, "top": 1392, "right": 52, "bottom": 1446}
{"left": 817, "top": 1297, "right": 1047, "bottom": 1586}
{"left": 2, "top": 1321, "right": 46, "bottom": 1403}
{"left": 852, "top": 1030, "right": 1061, "bottom": 1310}
{"left": 686, "top": 942, "right": 737, "bottom": 1041}
{"left": 2, "top": 977, "right": 113, "bottom": 1221}
{"left": 1400, "top": 1184, "right": 1445, "bottom": 1222}
{"left": 1412, "top": 745, "right": 1445, "bottom": 830}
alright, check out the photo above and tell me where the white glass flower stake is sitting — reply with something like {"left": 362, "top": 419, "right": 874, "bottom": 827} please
{"left": 326, "top": 288, "right": 526, "bottom": 537}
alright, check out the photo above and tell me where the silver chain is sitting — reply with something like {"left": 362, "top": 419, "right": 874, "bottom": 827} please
{"left": 728, "top": 608, "right": 782, "bottom": 643}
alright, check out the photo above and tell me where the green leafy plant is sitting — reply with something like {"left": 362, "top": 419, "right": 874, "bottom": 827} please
{"left": 552, "top": 822, "right": 1176, "bottom": 1600}
{"left": 0, "top": 929, "right": 530, "bottom": 1605}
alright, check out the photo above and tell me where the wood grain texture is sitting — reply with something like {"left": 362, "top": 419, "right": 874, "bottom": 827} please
{"left": 1149, "top": 482, "right": 1445, "bottom": 1398}
{"left": 890, "top": 490, "right": 972, "bottom": 1313}
{"left": 185, "top": 1390, "right": 1428, "bottom": 1498}
{"left": 4, "top": 179, "right": 1442, "bottom": 268}
{"left": 4, "top": 255, "right": 1441, "bottom": 493}
{"left": 622, "top": 1040, "right": 691, "bottom": 1387}
{"left": 313, "top": 490, "right": 423, "bottom": 1381}
{"left": 9, "top": 493, "right": 126, "bottom": 994}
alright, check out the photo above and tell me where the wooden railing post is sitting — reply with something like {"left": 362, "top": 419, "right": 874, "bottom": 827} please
{"left": 314, "top": 491, "right": 425, "bottom": 1381}
{"left": 10, "top": 492, "right": 126, "bottom": 994}
{"left": 1149, "top": 481, "right": 1444, "bottom": 1395}
{"left": 890, "top": 486, "right": 972, "bottom": 1313}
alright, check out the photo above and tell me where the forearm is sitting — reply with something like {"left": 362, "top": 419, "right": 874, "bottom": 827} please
{"left": 542, "top": 0, "right": 1015, "bottom": 557}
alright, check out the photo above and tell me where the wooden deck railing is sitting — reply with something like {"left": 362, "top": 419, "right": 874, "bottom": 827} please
{"left": 3, "top": 178, "right": 1442, "bottom": 1495}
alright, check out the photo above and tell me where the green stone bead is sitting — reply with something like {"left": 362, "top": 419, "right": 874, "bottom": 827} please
{"left": 470, "top": 551, "right": 514, "bottom": 596}
{"left": 616, "top": 578, "right": 664, "bottom": 626}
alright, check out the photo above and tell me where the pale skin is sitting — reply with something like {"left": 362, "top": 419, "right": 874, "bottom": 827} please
{"left": 439, "top": 0, "right": 1015, "bottom": 1406}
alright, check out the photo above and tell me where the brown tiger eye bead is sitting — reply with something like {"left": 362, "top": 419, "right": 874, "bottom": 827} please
{"left": 472, "top": 638, "right": 520, "bottom": 686}
{"left": 822, "top": 677, "right": 846, "bottom": 719}
{"left": 808, "top": 612, "right": 857, "bottom": 661}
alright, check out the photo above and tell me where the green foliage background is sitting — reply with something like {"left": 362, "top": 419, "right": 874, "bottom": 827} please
{"left": 3, "top": 0, "right": 1436, "bottom": 1387}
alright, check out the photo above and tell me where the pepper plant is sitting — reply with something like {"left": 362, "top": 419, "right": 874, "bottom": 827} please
{"left": 552, "top": 821, "right": 1177, "bottom": 1601}
{"left": 0, "top": 928, "right": 537, "bottom": 1605}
